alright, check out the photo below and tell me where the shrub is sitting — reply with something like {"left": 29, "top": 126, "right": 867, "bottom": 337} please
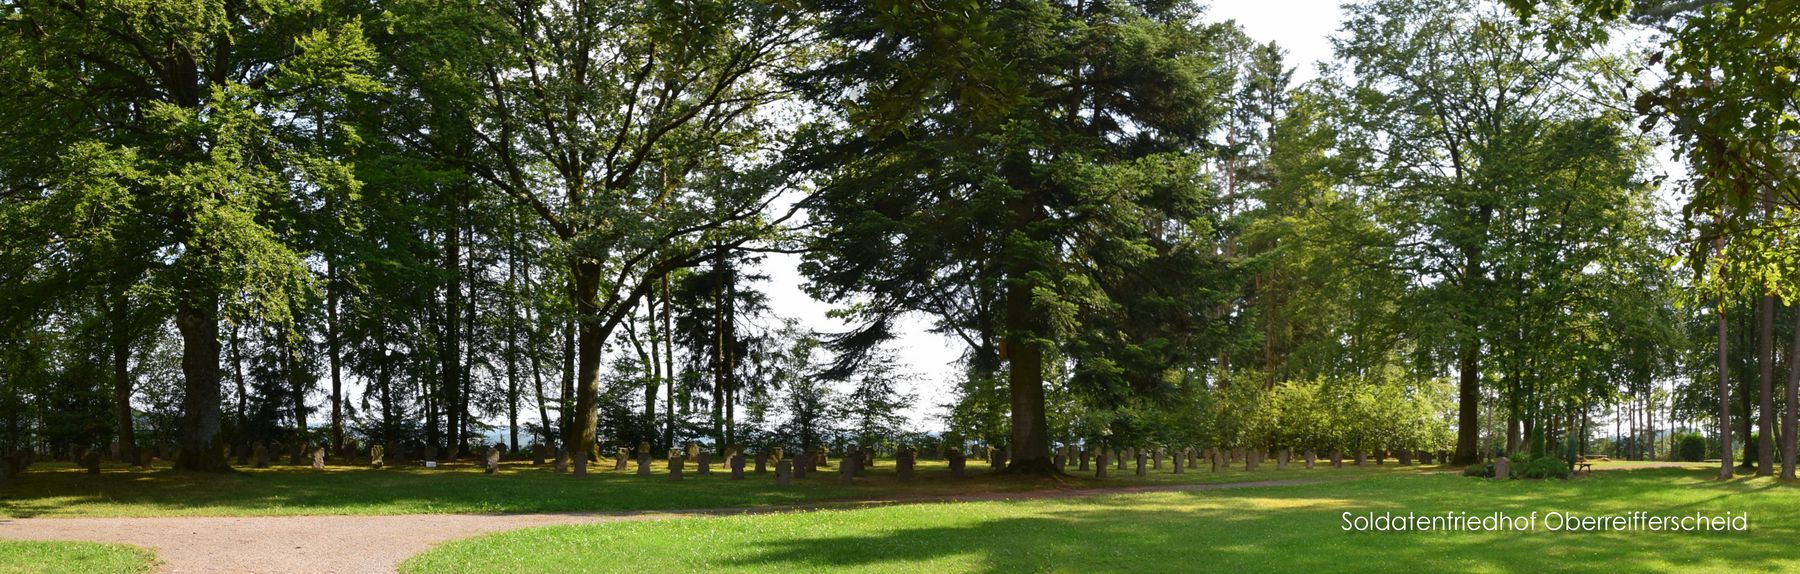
{"left": 1676, "top": 433, "right": 1706, "bottom": 462}
{"left": 1463, "top": 462, "right": 1493, "bottom": 478}
{"left": 1521, "top": 455, "right": 1570, "bottom": 479}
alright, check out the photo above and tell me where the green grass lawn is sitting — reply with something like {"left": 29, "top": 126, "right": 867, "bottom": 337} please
{"left": 0, "top": 541, "right": 154, "bottom": 574}
{"left": 0, "top": 457, "right": 1421, "bottom": 518}
{"left": 402, "top": 467, "right": 1800, "bottom": 573}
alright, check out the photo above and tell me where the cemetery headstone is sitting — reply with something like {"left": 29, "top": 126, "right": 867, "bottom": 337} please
{"left": 730, "top": 453, "right": 746, "bottom": 480}
{"left": 637, "top": 453, "right": 651, "bottom": 476}
{"left": 1278, "top": 448, "right": 1291, "bottom": 470}
{"left": 484, "top": 446, "right": 501, "bottom": 474}
{"left": 1135, "top": 451, "right": 1147, "bottom": 476}
{"left": 532, "top": 444, "right": 547, "bottom": 466}
{"left": 993, "top": 447, "right": 1009, "bottom": 473}
{"left": 1173, "top": 452, "right": 1184, "bottom": 474}
{"left": 82, "top": 450, "right": 101, "bottom": 475}
{"left": 1494, "top": 456, "right": 1511, "bottom": 480}
{"left": 1354, "top": 451, "right": 1367, "bottom": 466}
{"left": 669, "top": 453, "right": 685, "bottom": 481}
{"left": 1053, "top": 451, "right": 1066, "bottom": 470}
{"left": 555, "top": 450, "right": 569, "bottom": 473}
{"left": 948, "top": 449, "right": 967, "bottom": 477}
{"left": 1078, "top": 449, "right": 1090, "bottom": 471}
{"left": 754, "top": 451, "right": 768, "bottom": 474}
{"left": 1153, "top": 447, "right": 1163, "bottom": 470}
{"left": 1419, "top": 450, "right": 1434, "bottom": 464}
{"left": 312, "top": 448, "right": 327, "bottom": 471}
{"left": 896, "top": 448, "right": 915, "bottom": 482}
{"left": 1246, "top": 448, "right": 1261, "bottom": 471}
{"left": 838, "top": 454, "right": 856, "bottom": 485}
{"left": 1096, "top": 450, "right": 1109, "bottom": 478}
{"left": 1305, "top": 450, "right": 1317, "bottom": 469}
{"left": 1398, "top": 448, "right": 1413, "bottom": 465}
{"left": 1329, "top": 449, "right": 1343, "bottom": 468}
{"left": 776, "top": 459, "right": 792, "bottom": 486}
{"left": 793, "top": 454, "right": 809, "bottom": 479}
{"left": 254, "top": 443, "right": 270, "bottom": 468}
{"left": 1115, "top": 448, "right": 1126, "bottom": 471}
{"left": 1209, "top": 448, "right": 1220, "bottom": 472}
{"left": 371, "top": 445, "right": 386, "bottom": 469}
{"left": 697, "top": 451, "right": 712, "bottom": 475}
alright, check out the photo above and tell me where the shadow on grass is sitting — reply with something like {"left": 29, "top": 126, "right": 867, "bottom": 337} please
{"left": 0, "top": 459, "right": 1415, "bottom": 518}
{"left": 691, "top": 472, "right": 1800, "bottom": 573}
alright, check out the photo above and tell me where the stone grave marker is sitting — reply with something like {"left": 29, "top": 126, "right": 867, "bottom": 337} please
{"left": 730, "top": 453, "right": 746, "bottom": 480}
{"left": 992, "top": 447, "right": 1009, "bottom": 473}
{"left": 948, "top": 449, "right": 966, "bottom": 477}
{"left": 1135, "top": 451, "right": 1147, "bottom": 476}
{"left": 312, "top": 448, "right": 327, "bottom": 471}
{"left": 371, "top": 445, "right": 386, "bottom": 469}
{"left": 896, "top": 448, "right": 915, "bottom": 482}
{"left": 555, "top": 449, "right": 569, "bottom": 473}
{"left": 254, "top": 443, "right": 270, "bottom": 468}
{"left": 669, "top": 453, "right": 685, "bottom": 481}
{"left": 484, "top": 446, "right": 501, "bottom": 474}
{"left": 697, "top": 451, "right": 712, "bottom": 475}
{"left": 1096, "top": 450, "right": 1109, "bottom": 478}
{"left": 1494, "top": 456, "right": 1511, "bottom": 480}
{"left": 1305, "top": 450, "right": 1317, "bottom": 469}
{"left": 776, "top": 459, "right": 792, "bottom": 486}
{"left": 754, "top": 451, "right": 768, "bottom": 474}
{"left": 1153, "top": 447, "right": 1163, "bottom": 470}
{"left": 82, "top": 450, "right": 101, "bottom": 475}
{"left": 637, "top": 452, "right": 651, "bottom": 476}
{"left": 1078, "top": 449, "right": 1090, "bottom": 471}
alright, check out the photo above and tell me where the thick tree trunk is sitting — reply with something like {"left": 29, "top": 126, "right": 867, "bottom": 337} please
{"left": 175, "top": 290, "right": 230, "bottom": 473}
{"left": 1453, "top": 342, "right": 1481, "bottom": 464}
{"left": 570, "top": 259, "right": 604, "bottom": 476}
{"left": 108, "top": 288, "right": 136, "bottom": 463}
{"left": 1003, "top": 277, "right": 1053, "bottom": 474}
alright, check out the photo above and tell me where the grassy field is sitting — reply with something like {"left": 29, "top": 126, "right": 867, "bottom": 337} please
{"left": 0, "top": 541, "right": 155, "bottom": 574}
{"left": 402, "top": 466, "right": 1797, "bottom": 574}
{"left": 0, "top": 457, "right": 1421, "bottom": 518}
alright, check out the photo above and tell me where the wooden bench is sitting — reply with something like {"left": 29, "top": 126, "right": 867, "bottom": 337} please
{"left": 1573, "top": 462, "right": 1593, "bottom": 475}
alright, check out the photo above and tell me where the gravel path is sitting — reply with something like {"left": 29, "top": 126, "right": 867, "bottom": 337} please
{"left": 0, "top": 479, "right": 1313, "bottom": 573}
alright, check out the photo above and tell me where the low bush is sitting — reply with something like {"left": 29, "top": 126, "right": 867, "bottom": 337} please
{"left": 1521, "top": 456, "right": 1570, "bottom": 479}
{"left": 1462, "top": 462, "right": 1493, "bottom": 478}
{"left": 1676, "top": 433, "right": 1706, "bottom": 462}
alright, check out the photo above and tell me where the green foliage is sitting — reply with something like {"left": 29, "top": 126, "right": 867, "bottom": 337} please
{"left": 1675, "top": 433, "right": 1706, "bottom": 463}
{"left": 1521, "top": 455, "right": 1571, "bottom": 480}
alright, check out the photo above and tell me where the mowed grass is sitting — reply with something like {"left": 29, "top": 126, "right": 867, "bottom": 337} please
{"left": 0, "top": 456, "right": 1420, "bottom": 518}
{"left": 0, "top": 541, "right": 155, "bottom": 574}
{"left": 402, "top": 467, "right": 1800, "bottom": 574}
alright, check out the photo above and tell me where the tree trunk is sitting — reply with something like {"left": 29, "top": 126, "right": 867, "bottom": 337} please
{"left": 1758, "top": 187, "right": 1782, "bottom": 475}
{"left": 327, "top": 260, "right": 344, "bottom": 455}
{"left": 1784, "top": 300, "right": 1799, "bottom": 480}
{"left": 441, "top": 198, "right": 463, "bottom": 461}
{"left": 1453, "top": 342, "right": 1481, "bottom": 464}
{"left": 1717, "top": 231, "right": 1734, "bottom": 479}
{"left": 1003, "top": 275, "right": 1052, "bottom": 473}
{"left": 570, "top": 259, "right": 604, "bottom": 476}
{"left": 175, "top": 288, "right": 229, "bottom": 473}
{"left": 108, "top": 287, "right": 136, "bottom": 463}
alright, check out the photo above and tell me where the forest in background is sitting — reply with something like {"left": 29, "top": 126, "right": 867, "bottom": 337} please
{"left": 0, "top": 0, "right": 1795, "bottom": 477}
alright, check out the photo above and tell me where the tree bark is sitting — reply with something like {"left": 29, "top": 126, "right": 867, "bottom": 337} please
{"left": 570, "top": 258, "right": 604, "bottom": 476}
{"left": 1784, "top": 300, "right": 1799, "bottom": 480}
{"left": 328, "top": 260, "right": 344, "bottom": 455}
{"left": 175, "top": 289, "right": 229, "bottom": 472}
{"left": 1757, "top": 189, "right": 1777, "bottom": 475}
{"left": 441, "top": 197, "right": 463, "bottom": 461}
{"left": 1717, "top": 230, "right": 1734, "bottom": 479}
{"left": 108, "top": 286, "right": 136, "bottom": 463}
{"left": 1453, "top": 342, "right": 1481, "bottom": 464}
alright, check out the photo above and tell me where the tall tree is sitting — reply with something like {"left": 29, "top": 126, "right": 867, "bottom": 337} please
{"left": 1, "top": 0, "right": 379, "bottom": 471}
{"left": 798, "top": 0, "right": 1240, "bottom": 473}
